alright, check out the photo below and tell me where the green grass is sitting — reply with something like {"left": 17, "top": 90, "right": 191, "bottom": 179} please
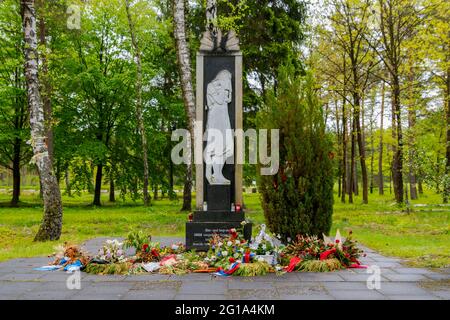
{"left": 0, "top": 188, "right": 448, "bottom": 268}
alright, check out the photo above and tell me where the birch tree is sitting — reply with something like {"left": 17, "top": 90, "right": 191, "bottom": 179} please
{"left": 21, "top": 0, "right": 62, "bottom": 241}
{"left": 173, "top": 0, "right": 196, "bottom": 211}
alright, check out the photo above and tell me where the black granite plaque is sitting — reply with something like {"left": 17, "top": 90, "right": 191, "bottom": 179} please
{"left": 186, "top": 222, "right": 252, "bottom": 251}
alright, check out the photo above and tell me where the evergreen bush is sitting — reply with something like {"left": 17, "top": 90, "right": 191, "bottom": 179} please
{"left": 257, "top": 66, "right": 334, "bottom": 242}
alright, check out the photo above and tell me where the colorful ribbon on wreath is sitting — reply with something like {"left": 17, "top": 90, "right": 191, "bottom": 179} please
{"left": 243, "top": 252, "right": 255, "bottom": 263}
{"left": 215, "top": 262, "right": 241, "bottom": 276}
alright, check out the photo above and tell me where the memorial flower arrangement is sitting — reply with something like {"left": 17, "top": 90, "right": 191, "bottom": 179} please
{"left": 281, "top": 230, "right": 365, "bottom": 272}
{"left": 205, "top": 229, "right": 253, "bottom": 269}
{"left": 38, "top": 227, "right": 366, "bottom": 276}
{"left": 97, "top": 239, "right": 126, "bottom": 263}
{"left": 83, "top": 240, "right": 131, "bottom": 275}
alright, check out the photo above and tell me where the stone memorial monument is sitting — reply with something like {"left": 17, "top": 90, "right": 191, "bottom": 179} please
{"left": 186, "top": 1, "right": 252, "bottom": 250}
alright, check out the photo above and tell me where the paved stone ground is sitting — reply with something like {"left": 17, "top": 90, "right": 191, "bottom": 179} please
{"left": 0, "top": 237, "right": 448, "bottom": 300}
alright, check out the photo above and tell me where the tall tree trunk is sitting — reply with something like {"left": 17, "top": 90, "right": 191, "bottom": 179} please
{"left": 353, "top": 158, "right": 359, "bottom": 195}
{"left": 389, "top": 158, "right": 392, "bottom": 195}
{"left": 369, "top": 91, "right": 375, "bottom": 194}
{"left": 38, "top": 6, "right": 53, "bottom": 164}
{"left": 125, "top": 0, "right": 150, "bottom": 206}
{"left": 353, "top": 90, "right": 367, "bottom": 203}
{"left": 169, "top": 150, "right": 175, "bottom": 199}
{"left": 173, "top": 0, "right": 195, "bottom": 211}
{"left": 407, "top": 77, "right": 418, "bottom": 200}
{"left": 392, "top": 74, "right": 404, "bottom": 203}
{"left": 341, "top": 103, "right": 347, "bottom": 203}
{"left": 444, "top": 67, "right": 450, "bottom": 203}
{"left": 153, "top": 184, "right": 158, "bottom": 200}
{"left": 335, "top": 100, "right": 341, "bottom": 198}
{"left": 64, "top": 167, "right": 71, "bottom": 196}
{"left": 93, "top": 164, "right": 102, "bottom": 206}
{"left": 22, "top": 0, "right": 62, "bottom": 241}
{"left": 418, "top": 179, "right": 423, "bottom": 194}
{"left": 11, "top": 139, "right": 21, "bottom": 206}
{"left": 378, "top": 82, "right": 385, "bottom": 195}
{"left": 341, "top": 56, "right": 347, "bottom": 203}
{"left": 109, "top": 178, "right": 115, "bottom": 202}
{"left": 349, "top": 116, "right": 356, "bottom": 203}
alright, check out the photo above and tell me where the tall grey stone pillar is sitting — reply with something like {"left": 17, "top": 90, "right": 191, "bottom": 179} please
{"left": 186, "top": 29, "right": 251, "bottom": 250}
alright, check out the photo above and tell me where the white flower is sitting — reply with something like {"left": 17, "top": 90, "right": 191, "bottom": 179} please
{"left": 262, "top": 244, "right": 267, "bottom": 251}
{"left": 287, "top": 237, "right": 292, "bottom": 243}
{"left": 227, "top": 241, "right": 232, "bottom": 247}
{"left": 239, "top": 248, "right": 245, "bottom": 253}
{"left": 241, "top": 220, "right": 247, "bottom": 226}
{"left": 233, "top": 253, "right": 240, "bottom": 258}
{"left": 275, "top": 266, "right": 283, "bottom": 271}
{"left": 218, "top": 242, "right": 223, "bottom": 247}
{"left": 222, "top": 251, "right": 228, "bottom": 257}
{"left": 257, "top": 257, "right": 265, "bottom": 262}
{"left": 235, "top": 240, "right": 240, "bottom": 245}
{"left": 172, "top": 244, "right": 179, "bottom": 250}
{"left": 211, "top": 256, "right": 217, "bottom": 261}
{"left": 276, "top": 234, "right": 281, "bottom": 239}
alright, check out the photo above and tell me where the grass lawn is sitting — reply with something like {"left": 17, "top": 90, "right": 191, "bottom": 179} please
{"left": 0, "top": 188, "right": 448, "bottom": 268}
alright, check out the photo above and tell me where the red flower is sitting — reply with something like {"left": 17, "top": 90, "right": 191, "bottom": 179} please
{"left": 142, "top": 244, "right": 149, "bottom": 252}
{"left": 229, "top": 257, "right": 236, "bottom": 263}
{"left": 151, "top": 248, "right": 160, "bottom": 257}
{"left": 229, "top": 228, "right": 238, "bottom": 240}
{"left": 335, "top": 239, "right": 340, "bottom": 244}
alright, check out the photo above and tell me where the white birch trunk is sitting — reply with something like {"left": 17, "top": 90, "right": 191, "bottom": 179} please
{"left": 21, "top": 0, "right": 63, "bottom": 241}
{"left": 173, "top": 0, "right": 195, "bottom": 211}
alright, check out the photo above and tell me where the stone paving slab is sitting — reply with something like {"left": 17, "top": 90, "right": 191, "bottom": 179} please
{"left": 0, "top": 236, "right": 448, "bottom": 300}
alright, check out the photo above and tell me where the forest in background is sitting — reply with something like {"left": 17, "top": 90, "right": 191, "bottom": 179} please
{"left": 0, "top": 0, "right": 448, "bottom": 209}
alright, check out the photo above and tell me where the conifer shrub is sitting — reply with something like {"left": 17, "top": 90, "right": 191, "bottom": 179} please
{"left": 257, "top": 67, "right": 334, "bottom": 242}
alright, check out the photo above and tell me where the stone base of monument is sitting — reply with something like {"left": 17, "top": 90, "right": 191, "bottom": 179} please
{"left": 186, "top": 211, "right": 252, "bottom": 251}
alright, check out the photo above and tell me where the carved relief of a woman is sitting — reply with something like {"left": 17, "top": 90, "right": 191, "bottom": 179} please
{"left": 204, "top": 70, "right": 233, "bottom": 185}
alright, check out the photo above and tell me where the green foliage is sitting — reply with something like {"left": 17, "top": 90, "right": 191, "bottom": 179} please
{"left": 85, "top": 262, "right": 131, "bottom": 275}
{"left": 0, "top": 0, "right": 31, "bottom": 199}
{"left": 284, "top": 235, "right": 324, "bottom": 260}
{"left": 123, "top": 230, "right": 152, "bottom": 252}
{"left": 258, "top": 66, "right": 334, "bottom": 241}
{"left": 297, "top": 258, "right": 342, "bottom": 272}
{"left": 234, "top": 261, "right": 272, "bottom": 276}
